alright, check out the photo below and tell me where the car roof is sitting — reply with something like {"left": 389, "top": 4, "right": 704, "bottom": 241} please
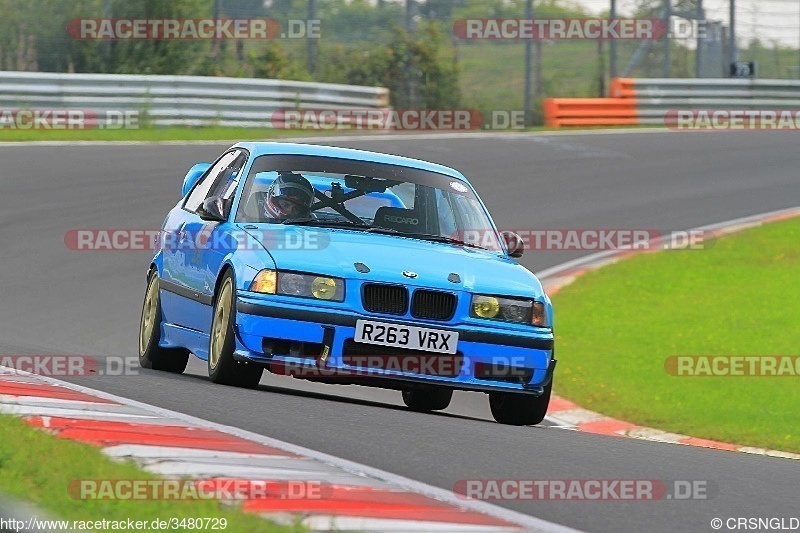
{"left": 231, "top": 142, "right": 469, "bottom": 184}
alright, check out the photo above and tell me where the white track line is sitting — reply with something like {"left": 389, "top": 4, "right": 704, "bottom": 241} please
{"left": 534, "top": 205, "right": 800, "bottom": 280}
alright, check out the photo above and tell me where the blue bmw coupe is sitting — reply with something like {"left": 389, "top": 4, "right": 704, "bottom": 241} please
{"left": 139, "top": 142, "right": 555, "bottom": 425}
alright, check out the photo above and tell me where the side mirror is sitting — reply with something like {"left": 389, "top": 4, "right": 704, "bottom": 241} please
{"left": 501, "top": 230, "right": 525, "bottom": 258}
{"left": 199, "top": 196, "right": 227, "bottom": 222}
{"left": 182, "top": 163, "right": 211, "bottom": 198}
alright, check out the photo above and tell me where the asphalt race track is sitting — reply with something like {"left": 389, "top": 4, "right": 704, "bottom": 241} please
{"left": 1, "top": 131, "right": 799, "bottom": 532}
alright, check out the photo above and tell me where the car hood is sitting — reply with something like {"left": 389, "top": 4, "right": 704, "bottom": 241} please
{"left": 240, "top": 225, "right": 545, "bottom": 298}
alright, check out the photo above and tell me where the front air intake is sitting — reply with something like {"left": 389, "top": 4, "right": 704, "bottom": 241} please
{"left": 361, "top": 283, "right": 408, "bottom": 315}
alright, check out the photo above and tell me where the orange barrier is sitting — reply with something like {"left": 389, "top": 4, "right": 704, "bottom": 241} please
{"left": 543, "top": 97, "right": 638, "bottom": 128}
{"left": 547, "top": 77, "right": 800, "bottom": 127}
{"left": 609, "top": 78, "right": 637, "bottom": 98}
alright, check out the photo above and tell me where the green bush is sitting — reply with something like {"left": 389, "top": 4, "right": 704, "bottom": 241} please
{"left": 317, "top": 23, "right": 461, "bottom": 109}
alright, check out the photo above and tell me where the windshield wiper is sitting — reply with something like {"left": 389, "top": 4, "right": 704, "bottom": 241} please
{"left": 364, "top": 226, "right": 400, "bottom": 234}
{"left": 395, "top": 232, "right": 488, "bottom": 250}
{"left": 281, "top": 217, "right": 369, "bottom": 229}
{"left": 278, "top": 219, "right": 489, "bottom": 250}
{"left": 422, "top": 235, "right": 486, "bottom": 249}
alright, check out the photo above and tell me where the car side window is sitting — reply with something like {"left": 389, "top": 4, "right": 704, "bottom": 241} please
{"left": 207, "top": 152, "right": 247, "bottom": 202}
{"left": 184, "top": 150, "right": 244, "bottom": 213}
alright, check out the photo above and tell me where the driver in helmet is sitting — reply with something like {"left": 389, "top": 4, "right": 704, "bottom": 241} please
{"left": 263, "top": 172, "right": 315, "bottom": 220}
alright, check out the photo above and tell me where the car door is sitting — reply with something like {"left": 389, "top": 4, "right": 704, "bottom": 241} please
{"left": 161, "top": 149, "right": 246, "bottom": 332}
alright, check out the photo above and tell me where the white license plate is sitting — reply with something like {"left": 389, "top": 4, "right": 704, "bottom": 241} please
{"left": 354, "top": 320, "right": 459, "bottom": 354}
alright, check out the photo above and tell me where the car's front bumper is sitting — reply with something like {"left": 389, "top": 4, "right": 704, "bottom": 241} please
{"left": 234, "top": 294, "right": 555, "bottom": 395}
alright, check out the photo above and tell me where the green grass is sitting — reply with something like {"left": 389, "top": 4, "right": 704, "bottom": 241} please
{"left": 551, "top": 216, "right": 800, "bottom": 452}
{"left": 457, "top": 41, "right": 602, "bottom": 110}
{"left": 0, "top": 415, "right": 300, "bottom": 531}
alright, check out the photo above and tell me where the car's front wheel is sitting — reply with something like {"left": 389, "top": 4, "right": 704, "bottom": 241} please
{"left": 208, "top": 271, "right": 262, "bottom": 389}
{"left": 402, "top": 387, "right": 453, "bottom": 412}
{"left": 139, "top": 271, "right": 190, "bottom": 373}
{"left": 489, "top": 382, "right": 552, "bottom": 425}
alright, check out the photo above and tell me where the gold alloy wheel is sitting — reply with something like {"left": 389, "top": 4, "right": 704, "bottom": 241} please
{"left": 139, "top": 276, "right": 159, "bottom": 355}
{"left": 210, "top": 277, "right": 233, "bottom": 370}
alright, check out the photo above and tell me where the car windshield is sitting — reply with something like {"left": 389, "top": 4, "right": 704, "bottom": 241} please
{"left": 236, "top": 154, "right": 502, "bottom": 251}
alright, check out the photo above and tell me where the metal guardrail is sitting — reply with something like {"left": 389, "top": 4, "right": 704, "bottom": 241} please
{"left": 545, "top": 78, "right": 800, "bottom": 127}
{"left": 612, "top": 78, "right": 800, "bottom": 125}
{"left": 611, "top": 77, "right": 800, "bottom": 99}
{"left": 0, "top": 71, "right": 390, "bottom": 127}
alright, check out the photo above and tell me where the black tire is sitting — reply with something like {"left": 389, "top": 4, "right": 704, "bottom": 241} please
{"left": 139, "top": 271, "right": 190, "bottom": 373}
{"left": 208, "top": 270, "right": 262, "bottom": 389}
{"left": 402, "top": 387, "right": 453, "bottom": 412}
{"left": 489, "top": 381, "right": 552, "bottom": 426}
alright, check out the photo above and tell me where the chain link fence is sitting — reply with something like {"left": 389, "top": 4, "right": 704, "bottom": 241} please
{"left": 2, "top": 0, "right": 799, "bottom": 123}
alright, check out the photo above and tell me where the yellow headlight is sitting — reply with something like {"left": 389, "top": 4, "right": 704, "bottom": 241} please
{"left": 250, "top": 269, "right": 276, "bottom": 294}
{"left": 472, "top": 296, "right": 500, "bottom": 318}
{"left": 311, "top": 277, "right": 337, "bottom": 300}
